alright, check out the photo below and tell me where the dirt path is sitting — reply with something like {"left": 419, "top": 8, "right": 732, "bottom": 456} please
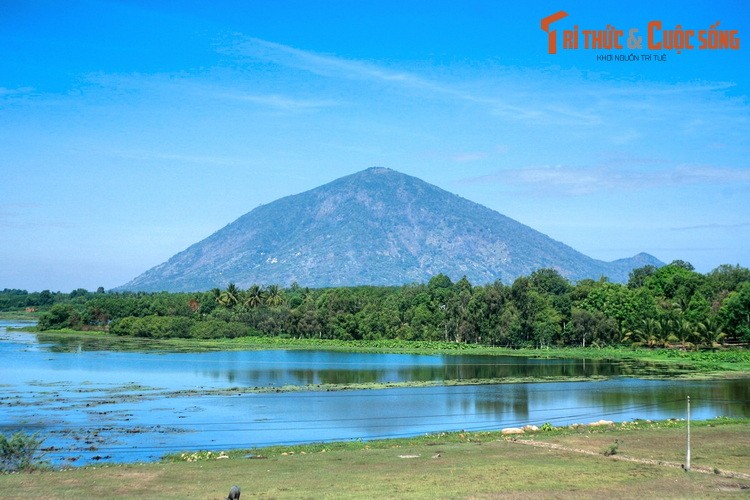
{"left": 508, "top": 438, "right": 750, "bottom": 481}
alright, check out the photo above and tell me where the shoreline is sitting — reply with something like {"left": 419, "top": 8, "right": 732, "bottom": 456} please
{"left": 12, "top": 326, "right": 750, "bottom": 382}
{"left": 2, "top": 417, "right": 748, "bottom": 498}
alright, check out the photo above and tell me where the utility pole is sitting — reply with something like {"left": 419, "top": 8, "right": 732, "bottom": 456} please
{"left": 686, "top": 395, "right": 691, "bottom": 471}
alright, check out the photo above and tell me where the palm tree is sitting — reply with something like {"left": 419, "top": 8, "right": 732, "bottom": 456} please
{"left": 244, "top": 284, "right": 265, "bottom": 308}
{"left": 627, "top": 317, "right": 661, "bottom": 347}
{"left": 265, "top": 284, "right": 285, "bottom": 307}
{"left": 671, "top": 319, "right": 697, "bottom": 350}
{"left": 218, "top": 283, "right": 240, "bottom": 308}
{"left": 657, "top": 317, "right": 674, "bottom": 347}
{"left": 672, "top": 295, "right": 691, "bottom": 316}
{"left": 696, "top": 317, "right": 726, "bottom": 348}
{"left": 210, "top": 288, "right": 222, "bottom": 305}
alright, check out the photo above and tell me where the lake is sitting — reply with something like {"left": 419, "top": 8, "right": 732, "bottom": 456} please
{"left": 1, "top": 321, "right": 748, "bottom": 466}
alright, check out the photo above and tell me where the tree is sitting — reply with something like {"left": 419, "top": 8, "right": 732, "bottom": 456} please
{"left": 428, "top": 273, "right": 453, "bottom": 290}
{"left": 628, "top": 265, "right": 657, "bottom": 289}
{"left": 626, "top": 317, "right": 662, "bottom": 348}
{"left": 265, "top": 284, "right": 285, "bottom": 307}
{"left": 510, "top": 277, "right": 558, "bottom": 347}
{"left": 570, "top": 308, "right": 618, "bottom": 347}
{"left": 645, "top": 263, "right": 704, "bottom": 301}
{"left": 720, "top": 282, "right": 750, "bottom": 342}
{"left": 578, "top": 282, "right": 638, "bottom": 335}
{"left": 533, "top": 305, "right": 561, "bottom": 348}
{"left": 37, "top": 290, "right": 54, "bottom": 306}
{"left": 218, "top": 283, "right": 240, "bottom": 308}
{"left": 671, "top": 319, "right": 697, "bottom": 350}
{"left": 684, "top": 291, "right": 711, "bottom": 325}
{"left": 244, "top": 285, "right": 266, "bottom": 308}
{"left": 446, "top": 279, "right": 473, "bottom": 342}
{"left": 69, "top": 288, "right": 89, "bottom": 299}
{"left": 703, "top": 264, "right": 750, "bottom": 299}
{"left": 38, "top": 304, "right": 82, "bottom": 330}
{"left": 696, "top": 317, "right": 725, "bottom": 347}
{"left": 670, "top": 260, "right": 695, "bottom": 271}
{"left": 530, "top": 268, "right": 571, "bottom": 296}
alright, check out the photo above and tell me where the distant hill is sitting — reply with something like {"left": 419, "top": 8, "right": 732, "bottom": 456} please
{"left": 118, "top": 167, "right": 663, "bottom": 291}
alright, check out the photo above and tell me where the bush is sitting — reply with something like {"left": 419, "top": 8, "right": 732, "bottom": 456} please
{"left": 0, "top": 432, "right": 47, "bottom": 472}
{"left": 111, "top": 315, "right": 253, "bottom": 339}
{"left": 110, "top": 315, "right": 193, "bottom": 338}
{"left": 38, "top": 304, "right": 83, "bottom": 330}
{"left": 602, "top": 439, "right": 619, "bottom": 456}
{"left": 190, "top": 320, "right": 250, "bottom": 339}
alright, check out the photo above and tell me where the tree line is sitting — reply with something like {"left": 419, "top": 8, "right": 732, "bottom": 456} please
{"left": 13, "top": 261, "right": 750, "bottom": 348}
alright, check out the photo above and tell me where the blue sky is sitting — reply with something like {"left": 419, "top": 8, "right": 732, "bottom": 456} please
{"left": 1, "top": 1, "right": 748, "bottom": 292}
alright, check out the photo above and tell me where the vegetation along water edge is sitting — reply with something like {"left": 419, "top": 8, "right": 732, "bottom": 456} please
{"left": 3, "top": 262, "right": 748, "bottom": 350}
{"left": 1, "top": 417, "right": 748, "bottom": 498}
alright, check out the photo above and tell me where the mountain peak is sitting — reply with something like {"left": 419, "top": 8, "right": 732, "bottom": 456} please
{"left": 118, "top": 168, "right": 662, "bottom": 291}
{"left": 363, "top": 166, "right": 394, "bottom": 174}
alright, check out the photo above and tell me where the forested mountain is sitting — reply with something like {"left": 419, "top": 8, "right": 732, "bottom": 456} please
{"left": 118, "top": 167, "right": 662, "bottom": 292}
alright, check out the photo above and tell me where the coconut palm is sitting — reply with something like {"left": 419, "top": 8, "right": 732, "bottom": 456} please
{"left": 657, "top": 317, "right": 674, "bottom": 347}
{"left": 244, "top": 284, "right": 265, "bottom": 308}
{"left": 696, "top": 317, "right": 726, "bottom": 347}
{"left": 218, "top": 283, "right": 240, "bottom": 308}
{"left": 671, "top": 319, "right": 697, "bottom": 350}
{"left": 627, "top": 317, "right": 661, "bottom": 347}
{"left": 265, "top": 284, "right": 285, "bottom": 307}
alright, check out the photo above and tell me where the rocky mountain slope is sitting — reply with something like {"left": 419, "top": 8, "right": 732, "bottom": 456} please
{"left": 118, "top": 167, "right": 662, "bottom": 291}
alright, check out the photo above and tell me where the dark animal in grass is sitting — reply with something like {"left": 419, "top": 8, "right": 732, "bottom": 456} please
{"left": 227, "top": 485, "right": 241, "bottom": 499}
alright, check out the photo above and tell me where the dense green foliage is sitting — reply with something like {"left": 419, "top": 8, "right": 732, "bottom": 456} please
{"left": 0, "top": 432, "right": 47, "bottom": 473}
{"left": 7, "top": 261, "right": 749, "bottom": 348}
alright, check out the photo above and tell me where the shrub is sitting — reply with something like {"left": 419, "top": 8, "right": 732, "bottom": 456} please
{"left": 110, "top": 315, "right": 193, "bottom": 338}
{"left": 0, "top": 432, "right": 47, "bottom": 472}
{"left": 38, "top": 304, "right": 83, "bottom": 330}
{"left": 602, "top": 439, "right": 619, "bottom": 456}
{"left": 189, "top": 320, "right": 250, "bottom": 339}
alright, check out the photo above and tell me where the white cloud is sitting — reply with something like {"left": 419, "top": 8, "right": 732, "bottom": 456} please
{"left": 669, "top": 222, "right": 750, "bottom": 231}
{"left": 80, "top": 72, "right": 340, "bottom": 112}
{"left": 217, "top": 91, "right": 340, "bottom": 111}
{"left": 461, "top": 164, "right": 750, "bottom": 195}
{"left": 227, "top": 36, "right": 750, "bottom": 140}
{"left": 229, "top": 37, "right": 604, "bottom": 125}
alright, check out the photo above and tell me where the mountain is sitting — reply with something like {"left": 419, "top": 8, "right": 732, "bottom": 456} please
{"left": 118, "top": 167, "right": 663, "bottom": 291}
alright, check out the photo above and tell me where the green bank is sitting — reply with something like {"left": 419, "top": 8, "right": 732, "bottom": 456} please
{"left": 2, "top": 418, "right": 748, "bottom": 498}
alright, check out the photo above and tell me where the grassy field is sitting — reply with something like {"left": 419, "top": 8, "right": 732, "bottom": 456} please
{"left": 2, "top": 419, "right": 748, "bottom": 498}
{"left": 0, "top": 311, "right": 39, "bottom": 321}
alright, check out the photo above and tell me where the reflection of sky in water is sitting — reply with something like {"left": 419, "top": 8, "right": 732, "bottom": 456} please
{"left": 1, "top": 333, "right": 649, "bottom": 389}
{"left": 1, "top": 322, "right": 748, "bottom": 466}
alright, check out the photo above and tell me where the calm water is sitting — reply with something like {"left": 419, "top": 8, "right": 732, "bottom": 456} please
{"left": 1, "top": 321, "right": 748, "bottom": 466}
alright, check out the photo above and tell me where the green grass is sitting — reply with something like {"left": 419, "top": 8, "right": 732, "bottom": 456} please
{"left": 2, "top": 418, "right": 748, "bottom": 498}
{"left": 0, "top": 311, "right": 40, "bottom": 321}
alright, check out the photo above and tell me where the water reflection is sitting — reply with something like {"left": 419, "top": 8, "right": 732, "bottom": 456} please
{"left": 1, "top": 321, "right": 748, "bottom": 466}
{"left": 199, "top": 357, "right": 681, "bottom": 387}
